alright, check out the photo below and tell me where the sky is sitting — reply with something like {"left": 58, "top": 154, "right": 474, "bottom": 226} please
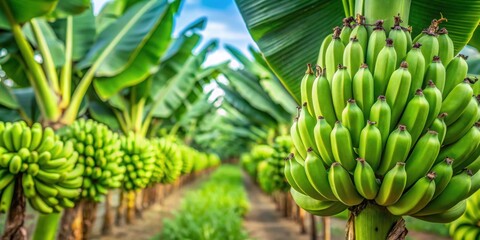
{"left": 92, "top": 0, "right": 257, "bottom": 68}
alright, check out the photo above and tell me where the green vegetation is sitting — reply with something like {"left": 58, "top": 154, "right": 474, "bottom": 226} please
{"left": 157, "top": 165, "right": 249, "bottom": 240}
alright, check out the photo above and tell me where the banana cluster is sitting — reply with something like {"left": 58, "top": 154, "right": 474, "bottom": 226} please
{"left": 449, "top": 189, "right": 480, "bottom": 240}
{"left": 242, "top": 145, "right": 274, "bottom": 178}
{"left": 258, "top": 136, "right": 292, "bottom": 193}
{"left": 119, "top": 133, "right": 155, "bottom": 191}
{"left": 179, "top": 145, "right": 194, "bottom": 174}
{"left": 59, "top": 119, "right": 124, "bottom": 202}
{"left": 0, "top": 121, "right": 82, "bottom": 214}
{"left": 154, "top": 138, "right": 182, "bottom": 184}
{"left": 288, "top": 14, "right": 480, "bottom": 220}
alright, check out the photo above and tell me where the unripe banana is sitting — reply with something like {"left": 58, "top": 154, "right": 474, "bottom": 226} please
{"left": 290, "top": 154, "right": 328, "bottom": 201}
{"left": 388, "top": 16, "right": 408, "bottom": 67}
{"left": 304, "top": 150, "right": 337, "bottom": 201}
{"left": 312, "top": 67, "right": 336, "bottom": 126}
{"left": 330, "top": 121, "right": 356, "bottom": 172}
{"left": 430, "top": 158, "right": 453, "bottom": 198}
{"left": 352, "top": 64, "right": 374, "bottom": 120}
{"left": 404, "top": 43, "right": 426, "bottom": 98}
{"left": 416, "top": 31, "right": 439, "bottom": 69}
{"left": 331, "top": 65, "right": 352, "bottom": 120}
{"left": 2, "top": 125, "right": 14, "bottom": 151}
{"left": 378, "top": 125, "right": 413, "bottom": 177}
{"left": 385, "top": 61, "right": 412, "bottom": 128}
{"left": 387, "top": 173, "right": 436, "bottom": 215}
{"left": 423, "top": 56, "right": 446, "bottom": 92}
{"left": 436, "top": 28, "right": 454, "bottom": 66}
{"left": 441, "top": 80, "right": 474, "bottom": 125}
{"left": 298, "top": 104, "right": 319, "bottom": 155}
{"left": 373, "top": 38, "right": 397, "bottom": 97}
{"left": 404, "top": 131, "right": 441, "bottom": 188}
{"left": 290, "top": 188, "right": 347, "bottom": 216}
{"left": 444, "top": 96, "right": 479, "bottom": 145}
{"left": 443, "top": 55, "right": 468, "bottom": 99}
{"left": 415, "top": 170, "right": 471, "bottom": 216}
{"left": 325, "top": 27, "right": 345, "bottom": 82}
{"left": 313, "top": 116, "right": 335, "bottom": 166}
{"left": 340, "top": 17, "right": 354, "bottom": 45}
{"left": 397, "top": 89, "right": 430, "bottom": 144}
{"left": 358, "top": 121, "right": 382, "bottom": 171}
{"left": 350, "top": 15, "right": 367, "bottom": 55}
{"left": 342, "top": 99, "right": 364, "bottom": 148}
{"left": 284, "top": 155, "right": 306, "bottom": 195}
{"left": 22, "top": 173, "right": 36, "bottom": 198}
{"left": 369, "top": 95, "right": 391, "bottom": 147}
{"left": 290, "top": 117, "right": 307, "bottom": 160}
{"left": 415, "top": 200, "right": 466, "bottom": 223}
{"left": 343, "top": 36, "right": 364, "bottom": 78}
{"left": 375, "top": 162, "right": 407, "bottom": 206}
{"left": 429, "top": 113, "right": 447, "bottom": 144}
{"left": 366, "top": 20, "right": 386, "bottom": 73}
{"left": 405, "top": 26, "right": 413, "bottom": 52}
{"left": 422, "top": 80, "right": 443, "bottom": 129}
{"left": 328, "top": 162, "right": 364, "bottom": 206}
{"left": 317, "top": 34, "right": 332, "bottom": 69}
{"left": 300, "top": 64, "right": 315, "bottom": 116}
{"left": 353, "top": 158, "right": 379, "bottom": 199}
{"left": 10, "top": 122, "right": 23, "bottom": 151}
{"left": 0, "top": 181, "right": 14, "bottom": 213}
{"left": 21, "top": 127, "right": 32, "bottom": 150}
{"left": 437, "top": 123, "right": 480, "bottom": 172}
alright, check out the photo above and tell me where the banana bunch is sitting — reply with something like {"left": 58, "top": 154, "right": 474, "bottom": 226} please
{"left": 449, "top": 188, "right": 480, "bottom": 240}
{"left": 151, "top": 138, "right": 166, "bottom": 184}
{"left": 288, "top": 14, "right": 480, "bottom": 221}
{"left": 242, "top": 145, "right": 275, "bottom": 178}
{"left": 257, "top": 160, "right": 275, "bottom": 193}
{"left": 119, "top": 133, "right": 155, "bottom": 191}
{"left": 261, "top": 136, "right": 292, "bottom": 193}
{"left": 154, "top": 138, "right": 182, "bottom": 184}
{"left": 0, "top": 121, "right": 82, "bottom": 214}
{"left": 179, "top": 145, "right": 194, "bottom": 175}
{"left": 59, "top": 119, "right": 124, "bottom": 202}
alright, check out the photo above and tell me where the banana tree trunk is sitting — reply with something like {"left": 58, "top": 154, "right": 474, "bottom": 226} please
{"left": 58, "top": 202, "right": 83, "bottom": 240}
{"left": 82, "top": 200, "right": 98, "bottom": 240}
{"left": 115, "top": 191, "right": 126, "bottom": 226}
{"left": 346, "top": 203, "right": 407, "bottom": 240}
{"left": 102, "top": 192, "right": 113, "bottom": 235}
{"left": 126, "top": 191, "right": 136, "bottom": 224}
{"left": 2, "top": 177, "right": 26, "bottom": 240}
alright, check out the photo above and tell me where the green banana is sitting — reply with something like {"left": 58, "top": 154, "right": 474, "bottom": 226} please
{"left": 375, "top": 162, "right": 407, "bottom": 206}
{"left": 312, "top": 67, "right": 336, "bottom": 126}
{"left": 353, "top": 158, "right": 379, "bottom": 199}
{"left": 385, "top": 61, "right": 412, "bottom": 128}
{"left": 350, "top": 15, "right": 367, "bottom": 55}
{"left": 429, "top": 113, "right": 447, "bottom": 144}
{"left": 290, "top": 188, "right": 347, "bottom": 216}
{"left": 0, "top": 181, "right": 14, "bottom": 213}
{"left": 397, "top": 89, "right": 430, "bottom": 144}
{"left": 330, "top": 121, "right": 356, "bottom": 172}
{"left": 358, "top": 121, "right": 382, "bottom": 171}
{"left": 331, "top": 65, "right": 353, "bottom": 120}
{"left": 437, "top": 123, "right": 480, "bottom": 172}
{"left": 441, "top": 80, "right": 474, "bottom": 125}
{"left": 290, "top": 117, "right": 307, "bottom": 160}
{"left": 377, "top": 125, "right": 412, "bottom": 176}
{"left": 436, "top": 28, "right": 454, "bottom": 66}
{"left": 325, "top": 27, "right": 345, "bottom": 82}
{"left": 416, "top": 31, "right": 439, "bottom": 69}
{"left": 352, "top": 64, "right": 374, "bottom": 120}
{"left": 373, "top": 38, "right": 397, "bottom": 97}
{"left": 387, "top": 173, "right": 436, "bottom": 215}
{"left": 22, "top": 173, "right": 36, "bottom": 198}
{"left": 317, "top": 34, "right": 332, "bottom": 68}
{"left": 415, "top": 170, "right": 471, "bottom": 216}
{"left": 366, "top": 20, "right": 386, "bottom": 73}
{"left": 10, "top": 122, "right": 23, "bottom": 151}
{"left": 414, "top": 200, "right": 466, "bottom": 223}
{"left": 304, "top": 150, "right": 337, "bottom": 201}
{"left": 388, "top": 16, "right": 408, "bottom": 67}
{"left": 342, "top": 99, "right": 364, "bottom": 148}
{"left": 298, "top": 103, "right": 320, "bottom": 155}
{"left": 313, "top": 117, "right": 335, "bottom": 166}
{"left": 443, "top": 54, "right": 468, "bottom": 99}
{"left": 423, "top": 56, "right": 446, "bottom": 92}
{"left": 343, "top": 36, "right": 364, "bottom": 78}
{"left": 404, "top": 43, "right": 426, "bottom": 98}
{"left": 430, "top": 158, "right": 453, "bottom": 198}
{"left": 300, "top": 64, "right": 316, "bottom": 116}
{"left": 369, "top": 95, "right": 392, "bottom": 147}
{"left": 340, "top": 17, "right": 354, "bottom": 45}
{"left": 404, "top": 131, "right": 441, "bottom": 188}
{"left": 290, "top": 155, "right": 327, "bottom": 200}
{"left": 422, "top": 80, "right": 443, "bottom": 130}
{"left": 443, "top": 96, "right": 479, "bottom": 145}
{"left": 328, "top": 162, "right": 364, "bottom": 206}
{"left": 28, "top": 195, "right": 53, "bottom": 214}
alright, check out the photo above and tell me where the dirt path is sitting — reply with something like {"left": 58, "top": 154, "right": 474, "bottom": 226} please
{"left": 91, "top": 177, "right": 206, "bottom": 240}
{"left": 243, "top": 174, "right": 310, "bottom": 240}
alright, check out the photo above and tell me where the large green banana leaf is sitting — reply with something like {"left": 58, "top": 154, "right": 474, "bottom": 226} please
{"left": 0, "top": 0, "right": 58, "bottom": 29}
{"left": 235, "top": 0, "right": 480, "bottom": 101}
{"left": 0, "top": 81, "right": 19, "bottom": 109}
{"left": 76, "top": 0, "right": 170, "bottom": 77}
{"left": 50, "top": 0, "right": 91, "bottom": 18}
{"left": 0, "top": 54, "right": 30, "bottom": 87}
{"left": 468, "top": 26, "right": 480, "bottom": 50}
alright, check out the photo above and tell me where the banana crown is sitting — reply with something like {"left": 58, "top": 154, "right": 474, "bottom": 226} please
{"left": 288, "top": 13, "right": 480, "bottom": 221}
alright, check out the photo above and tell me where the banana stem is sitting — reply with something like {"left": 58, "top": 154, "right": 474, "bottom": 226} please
{"left": 2, "top": 177, "right": 26, "bottom": 239}
{"left": 32, "top": 213, "right": 62, "bottom": 240}
{"left": 59, "top": 16, "right": 73, "bottom": 109}
{"left": 347, "top": 202, "right": 407, "bottom": 240}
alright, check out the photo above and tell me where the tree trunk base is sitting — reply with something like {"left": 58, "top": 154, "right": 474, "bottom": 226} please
{"left": 58, "top": 202, "right": 83, "bottom": 240}
{"left": 2, "top": 177, "right": 26, "bottom": 240}
{"left": 102, "top": 192, "right": 113, "bottom": 235}
{"left": 82, "top": 200, "right": 98, "bottom": 240}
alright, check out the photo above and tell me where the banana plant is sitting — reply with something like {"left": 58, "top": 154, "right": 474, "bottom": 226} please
{"left": 235, "top": 0, "right": 480, "bottom": 103}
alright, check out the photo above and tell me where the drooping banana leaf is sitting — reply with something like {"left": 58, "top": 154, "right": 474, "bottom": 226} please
{"left": 469, "top": 26, "right": 480, "bottom": 50}
{"left": 0, "top": 54, "right": 31, "bottom": 87}
{"left": 0, "top": 81, "right": 19, "bottom": 109}
{"left": 50, "top": 0, "right": 91, "bottom": 18}
{"left": 235, "top": 0, "right": 480, "bottom": 101}
{"left": 0, "top": 0, "right": 58, "bottom": 29}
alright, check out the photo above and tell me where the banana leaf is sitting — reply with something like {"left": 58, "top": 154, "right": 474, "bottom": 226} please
{"left": 0, "top": 0, "right": 58, "bottom": 29}
{"left": 235, "top": 0, "right": 480, "bottom": 101}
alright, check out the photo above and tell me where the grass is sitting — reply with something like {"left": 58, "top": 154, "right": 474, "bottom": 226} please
{"left": 153, "top": 165, "right": 250, "bottom": 240}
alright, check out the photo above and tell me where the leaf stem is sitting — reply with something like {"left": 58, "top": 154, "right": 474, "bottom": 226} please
{"left": 59, "top": 16, "right": 73, "bottom": 109}
{"left": 112, "top": 108, "right": 128, "bottom": 134}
